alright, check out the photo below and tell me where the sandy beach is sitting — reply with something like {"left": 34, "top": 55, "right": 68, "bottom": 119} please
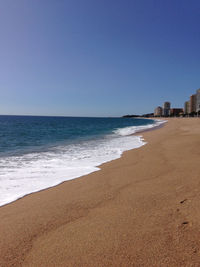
{"left": 1, "top": 118, "right": 200, "bottom": 266}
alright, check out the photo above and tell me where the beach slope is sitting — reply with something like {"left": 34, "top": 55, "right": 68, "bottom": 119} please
{"left": 1, "top": 118, "right": 200, "bottom": 266}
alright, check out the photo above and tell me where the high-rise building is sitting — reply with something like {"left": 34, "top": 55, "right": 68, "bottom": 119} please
{"left": 184, "top": 101, "right": 190, "bottom": 114}
{"left": 189, "top": 94, "right": 196, "bottom": 113}
{"left": 154, "top": 106, "right": 163, "bottom": 117}
{"left": 196, "top": 89, "right": 200, "bottom": 113}
{"left": 162, "top": 102, "right": 171, "bottom": 116}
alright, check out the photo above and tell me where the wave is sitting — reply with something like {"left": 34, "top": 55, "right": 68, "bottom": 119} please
{"left": 0, "top": 119, "right": 166, "bottom": 207}
{"left": 114, "top": 119, "right": 167, "bottom": 136}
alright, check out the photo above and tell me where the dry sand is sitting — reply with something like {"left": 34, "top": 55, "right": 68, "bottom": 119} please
{"left": 0, "top": 118, "right": 200, "bottom": 266}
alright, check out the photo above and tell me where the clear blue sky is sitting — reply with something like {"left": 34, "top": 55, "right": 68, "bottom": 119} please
{"left": 0, "top": 0, "right": 199, "bottom": 116}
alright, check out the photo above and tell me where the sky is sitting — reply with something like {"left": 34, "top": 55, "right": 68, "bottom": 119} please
{"left": 0, "top": 0, "right": 199, "bottom": 117}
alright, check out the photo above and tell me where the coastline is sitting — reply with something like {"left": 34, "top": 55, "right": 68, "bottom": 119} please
{"left": 0, "top": 118, "right": 162, "bottom": 208}
{"left": 133, "top": 118, "right": 167, "bottom": 134}
{"left": 1, "top": 118, "right": 200, "bottom": 266}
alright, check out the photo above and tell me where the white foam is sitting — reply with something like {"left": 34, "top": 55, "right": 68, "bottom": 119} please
{"left": 0, "top": 119, "right": 166, "bottom": 206}
{"left": 114, "top": 119, "right": 167, "bottom": 136}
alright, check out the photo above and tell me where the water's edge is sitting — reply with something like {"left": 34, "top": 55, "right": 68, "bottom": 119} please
{"left": 0, "top": 119, "right": 167, "bottom": 208}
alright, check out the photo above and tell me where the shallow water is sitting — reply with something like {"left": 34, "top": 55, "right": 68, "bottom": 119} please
{"left": 0, "top": 116, "right": 165, "bottom": 206}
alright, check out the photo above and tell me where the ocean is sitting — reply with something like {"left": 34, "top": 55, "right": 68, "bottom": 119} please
{"left": 0, "top": 115, "right": 164, "bottom": 206}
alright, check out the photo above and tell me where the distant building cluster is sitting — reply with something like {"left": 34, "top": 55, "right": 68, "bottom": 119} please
{"left": 123, "top": 88, "right": 200, "bottom": 118}
{"left": 154, "top": 88, "right": 200, "bottom": 117}
{"left": 154, "top": 102, "right": 183, "bottom": 117}
{"left": 184, "top": 89, "right": 200, "bottom": 116}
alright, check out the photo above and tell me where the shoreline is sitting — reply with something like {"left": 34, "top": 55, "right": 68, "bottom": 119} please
{"left": 1, "top": 118, "right": 200, "bottom": 266}
{"left": 0, "top": 118, "right": 164, "bottom": 208}
{"left": 133, "top": 118, "right": 167, "bottom": 134}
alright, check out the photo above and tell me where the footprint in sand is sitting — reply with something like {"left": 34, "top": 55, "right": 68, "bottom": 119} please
{"left": 180, "top": 199, "right": 187, "bottom": 204}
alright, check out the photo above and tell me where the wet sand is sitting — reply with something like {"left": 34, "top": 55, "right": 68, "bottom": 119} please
{"left": 1, "top": 118, "right": 200, "bottom": 266}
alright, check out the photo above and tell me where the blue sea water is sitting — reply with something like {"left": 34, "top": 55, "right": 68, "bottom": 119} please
{"left": 0, "top": 115, "right": 164, "bottom": 206}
